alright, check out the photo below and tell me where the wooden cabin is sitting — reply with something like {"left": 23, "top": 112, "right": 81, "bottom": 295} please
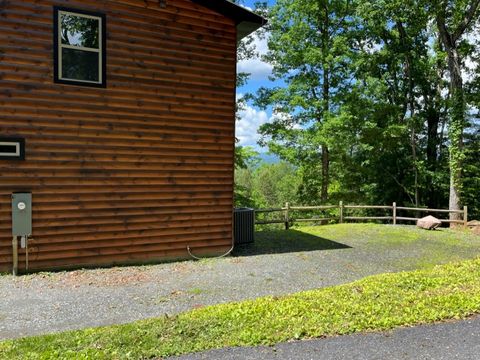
{"left": 0, "top": 0, "right": 265, "bottom": 272}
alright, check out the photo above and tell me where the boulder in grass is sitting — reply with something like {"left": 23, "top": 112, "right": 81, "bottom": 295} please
{"left": 467, "top": 220, "right": 480, "bottom": 229}
{"left": 468, "top": 220, "right": 480, "bottom": 235}
{"left": 417, "top": 215, "right": 442, "bottom": 230}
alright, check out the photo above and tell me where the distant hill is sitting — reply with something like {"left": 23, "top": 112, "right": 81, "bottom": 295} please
{"left": 258, "top": 152, "right": 280, "bottom": 164}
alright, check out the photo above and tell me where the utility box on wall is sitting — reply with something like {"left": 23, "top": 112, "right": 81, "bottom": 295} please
{"left": 12, "top": 193, "right": 32, "bottom": 237}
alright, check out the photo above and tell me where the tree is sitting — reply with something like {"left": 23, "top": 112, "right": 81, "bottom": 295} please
{"left": 234, "top": 146, "right": 260, "bottom": 207}
{"left": 255, "top": 0, "right": 357, "bottom": 202}
{"left": 243, "top": 0, "right": 480, "bottom": 215}
{"left": 353, "top": 0, "right": 450, "bottom": 208}
{"left": 463, "top": 121, "right": 480, "bottom": 219}
{"left": 233, "top": 0, "right": 265, "bottom": 204}
{"left": 235, "top": 161, "right": 301, "bottom": 208}
{"left": 432, "top": 0, "right": 480, "bottom": 220}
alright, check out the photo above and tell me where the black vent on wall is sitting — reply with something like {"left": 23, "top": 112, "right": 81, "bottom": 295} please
{"left": 0, "top": 138, "right": 25, "bottom": 160}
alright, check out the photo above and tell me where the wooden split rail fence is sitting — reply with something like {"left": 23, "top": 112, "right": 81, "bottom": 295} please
{"left": 254, "top": 202, "right": 468, "bottom": 229}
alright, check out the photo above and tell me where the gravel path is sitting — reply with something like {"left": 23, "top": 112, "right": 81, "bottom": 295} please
{"left": 170, "top": 316, "right": 480, "bottom": 360}
{"left": 0, "top": 225, "right": 479, "bottom": 340}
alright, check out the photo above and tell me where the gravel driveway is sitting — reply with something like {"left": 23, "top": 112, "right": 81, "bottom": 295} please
{"left": 0, "top": 224, "right": 479, "bottom": 340}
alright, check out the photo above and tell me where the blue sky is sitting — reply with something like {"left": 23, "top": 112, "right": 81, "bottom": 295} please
{"left": 235, "top": 0, "right": 276, "bottom": 149}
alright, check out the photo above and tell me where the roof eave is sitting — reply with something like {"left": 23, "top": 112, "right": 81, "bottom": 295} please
{"left": 237, "top": 20, "right": 264, "bottom": 41}
{"left": 191, "top": 0, "right": 267, "bottom": 40}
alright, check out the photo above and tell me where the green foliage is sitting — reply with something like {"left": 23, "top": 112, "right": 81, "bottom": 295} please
{"left": 463, "top": 122, "right": 480, "bottom": 219}
{"left": 3, "top": 252, "right": 480, "bottom": 359}
{"left": 235, "top": 146, "right": 261, "bottom": 170}
{"left": 235, "top": 161, "right": 301, "bottom": 208}
{"left": 254, "top": 0, "right": 360, "bottom": 201}
{"left": 234, "top": 146, "right": 260, "bottom": 207}
{"left": 247, "top": 0, "right": 480, "bottom": 213}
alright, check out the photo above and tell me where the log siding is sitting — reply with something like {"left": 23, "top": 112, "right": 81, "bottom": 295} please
{"left": 0, "top": 0, "right": 237, "bottom": 271}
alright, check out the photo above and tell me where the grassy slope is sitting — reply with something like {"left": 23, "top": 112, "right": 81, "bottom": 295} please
{"left": 1, "top": 257, "right": 480, "bottom": 359}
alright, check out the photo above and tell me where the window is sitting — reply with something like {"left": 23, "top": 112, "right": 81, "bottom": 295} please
{"left": 0, "top": 138, "right": 25, "bottom": 160}
{"left": 54, "top": 7, "right": 106, "bottom": 87}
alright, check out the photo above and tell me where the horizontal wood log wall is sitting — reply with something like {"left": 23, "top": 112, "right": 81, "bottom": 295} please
{"left": 0, "top": 0, "right": 237, "bottom": 271}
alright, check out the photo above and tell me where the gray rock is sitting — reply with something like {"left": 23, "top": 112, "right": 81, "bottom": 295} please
{"left": 417, "top": 215, "right": 442, "bottom": 230}
{"left": 467, "top": 220, "right": 480, "bottom": 228}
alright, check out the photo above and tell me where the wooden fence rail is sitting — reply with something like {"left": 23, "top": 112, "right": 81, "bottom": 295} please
{"left": 254, "top": 202, "right": 468, "bottom": 229}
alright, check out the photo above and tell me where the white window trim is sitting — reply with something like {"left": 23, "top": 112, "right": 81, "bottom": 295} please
{"left": 0, "top": 142, "right": 21, "bottom": 157}
{"left": 58, "top": 10, "right": 103, "bottom": 84}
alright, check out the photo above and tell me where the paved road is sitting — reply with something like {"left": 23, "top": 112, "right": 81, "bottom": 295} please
{"left": 171, "top": 316, "right": 480, "bottom": 360}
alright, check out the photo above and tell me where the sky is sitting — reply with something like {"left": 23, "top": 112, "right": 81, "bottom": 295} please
{"left": 234, "top": 1, "right": 479, "bottom": 149}
{"left": 235, "top": 0, "right": 276, "bottom": 150}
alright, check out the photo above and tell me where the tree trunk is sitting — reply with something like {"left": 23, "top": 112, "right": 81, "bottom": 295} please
{"left": 320, "top": 64, "right": 330, "bottom": 202}
{"left": 410, "top": 127, "right": 419, "bottom": 207}
{"left": 397, "top": 20, "right": 420, "bottom": 206}
{"left": 425, "top": 107, "right": 440, "bottom": 208}
{"left": 435, "top": 1, "right": 477, "bottom": 223}
{"left": 446, "top": 48, "right": 465, "bottom": 223}
{"left": 321, "top": 145, "right": 329, "bottom": 202}
{"left": 319, "top": 2, "right": 330, "bottom": 203}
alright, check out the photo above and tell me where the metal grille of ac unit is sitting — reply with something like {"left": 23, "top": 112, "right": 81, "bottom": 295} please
{"left": 233, "top": 208, "right": 255, "bottom": 245}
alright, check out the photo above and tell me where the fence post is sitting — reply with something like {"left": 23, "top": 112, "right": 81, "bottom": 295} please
{"left": 464, "top": 206, "right": 468, "bottom": 227}
{"left": 285, "top": 202, "right": 290, "bottom": 230}
{"left": 339, "top": 201, "right": 344, "bottom": 224}
{"left": 393, "top": 202, "right": 397, "bottom": 225}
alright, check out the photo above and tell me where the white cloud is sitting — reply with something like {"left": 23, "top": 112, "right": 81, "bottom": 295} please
{"left": 237, "top": 34, "right": 273, "bottom": 80}
{"left": 235, "top": 101, "right": 301, "bottom": 148}
{"left": 236, "top": 102, "right": 271, "bottom": 147}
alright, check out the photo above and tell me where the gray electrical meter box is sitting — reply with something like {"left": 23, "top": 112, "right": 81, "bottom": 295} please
{"left": 12, "top": 193, "right": 32, "bottom": 236}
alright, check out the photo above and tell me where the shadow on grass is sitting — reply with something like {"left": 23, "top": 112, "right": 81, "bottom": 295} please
{"left": 232, "top": 229, "right": 351, "bottom": 257}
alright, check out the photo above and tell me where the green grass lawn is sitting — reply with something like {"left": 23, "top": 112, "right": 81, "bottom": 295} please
{"left": 2, "top": 257, "right": 480, "bottom": 359}
{"left": 237, "top": 224, "right": 480, "bottom": 270}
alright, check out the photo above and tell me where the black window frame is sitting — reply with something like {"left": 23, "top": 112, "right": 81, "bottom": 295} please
{"left": 53, "top": 6, "right": 107, "bottom": 88}
{"left": 0, "top": 138, "right": 25, "bottom": 161}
